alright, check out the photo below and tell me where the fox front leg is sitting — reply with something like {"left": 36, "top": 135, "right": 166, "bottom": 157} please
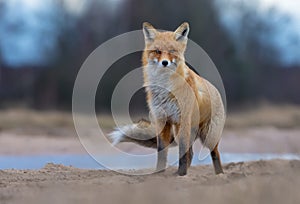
{"left": 175, "top": 123, "right": 192, "bottom": 176}
{"left": 156, "top": 122, "right": 172, "bottom": 172}
{"left": 178, "top": 137, "right": 191, "bottom": 176}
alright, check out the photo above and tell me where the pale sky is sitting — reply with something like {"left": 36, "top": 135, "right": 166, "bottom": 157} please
{"left": 216, "top": 0, "right": 300, "bottom": 65}
{"left": 21, "top": 0, "right": 120, "bottom": 15}
{"left": 259, "top": 0, "right": 300, "bottom": 64}
{"left": 20, "top": 0, "right": 300, "bottom": 19}
{"left": 218, "top": 0, "right": 300, "bottom": 23}
{"left": 261, "top": 0, "right": 300, "bottom": 19}
{"left": 1, "top": 0, "right": 299, "bottom": 66}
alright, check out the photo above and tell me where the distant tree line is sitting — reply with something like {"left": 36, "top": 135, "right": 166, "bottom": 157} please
{"left": 0, "top": 0, "right": 299, "bottom": 111}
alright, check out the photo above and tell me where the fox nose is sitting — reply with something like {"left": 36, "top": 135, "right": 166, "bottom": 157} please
{"left": 162, "top": 60, "right": 169, "bottom": 67}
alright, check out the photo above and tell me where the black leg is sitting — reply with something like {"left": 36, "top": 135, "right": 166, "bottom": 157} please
{"left": 211, "top": 144, "right": 224, "bottom": 174}
{"left": 178, "top": 138, "right": 189, "bottom": 176}
{"left": 188, "top": 146, "right": 193, "bottom": 168}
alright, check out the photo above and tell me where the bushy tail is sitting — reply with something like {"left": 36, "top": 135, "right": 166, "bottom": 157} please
{"left": 109, "top": 119, "right": 176, "bottom": 148}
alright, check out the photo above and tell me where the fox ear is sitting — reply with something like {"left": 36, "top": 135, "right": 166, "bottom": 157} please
{"left": 174, "top": 22, "right": 189, "bottom": 41}
{"left": 143, "top": 22, "right": 157, "bottom": 42}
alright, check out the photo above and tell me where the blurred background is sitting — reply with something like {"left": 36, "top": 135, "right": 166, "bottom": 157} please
{"left": 1, "top": 1, "right": 300, "bottom": 202}
{"left": 0, "top": 0, "right": 300, "bottom": 160}
{"left": 0, "top": 0, "right": 299, "bottom": 111}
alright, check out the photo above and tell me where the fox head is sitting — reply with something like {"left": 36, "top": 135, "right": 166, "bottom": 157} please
{"left": 142, "top": 22, "right": 189, "bottom": 69}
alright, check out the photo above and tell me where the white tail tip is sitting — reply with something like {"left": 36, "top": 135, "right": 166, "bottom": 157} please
{"left": 108, "top": 129, "right": 123, "bottom": 146}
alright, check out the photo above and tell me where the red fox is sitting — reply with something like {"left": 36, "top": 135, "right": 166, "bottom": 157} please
{"left": 110, "top": 22, "right": 226, "bottom": 176}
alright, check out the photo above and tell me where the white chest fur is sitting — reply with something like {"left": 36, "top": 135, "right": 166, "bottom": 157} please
{"left": 144, "top": 65, "right": 181, "bottom": 123}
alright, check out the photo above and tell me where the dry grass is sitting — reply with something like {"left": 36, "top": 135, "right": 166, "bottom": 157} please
{"left": 0, "top": 109, "right": 115, "bottom": 134}
{"left": 0, "top": 109, "right": 74, "bottom": 130}
{"left": 0, "top": 104, "right": 299, "bottom": 133}
{"left": 0, "top": 109, "right": 78, "bottom": 136}
{"left": 226, "top": 104, "right": 300, "bottom": 129}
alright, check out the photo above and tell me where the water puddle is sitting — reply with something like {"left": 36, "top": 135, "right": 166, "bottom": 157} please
{"left": 0, "top": 153, "right": 299, "bottom": 170}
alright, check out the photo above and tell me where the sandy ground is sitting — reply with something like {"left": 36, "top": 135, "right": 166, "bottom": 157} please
{"left": 1, "top": 107, "right": 300, "bottom": 204}
{"left": 0, "top": 160, "right": 299, "bottom": 204}
{"left": 0, "top": 128, "right": 300, "bottom": 204}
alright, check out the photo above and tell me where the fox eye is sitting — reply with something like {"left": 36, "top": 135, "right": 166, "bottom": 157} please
{"left": 169, "top": 50, "right": 176, "bottom": 54}
{"left": 155, "top": 49, "right": 161, "bottom": 54}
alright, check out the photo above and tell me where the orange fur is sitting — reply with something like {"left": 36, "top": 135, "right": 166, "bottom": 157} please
{"left": 142, "top": 22, "right": 225, "bottom": 175}
{"left": 110, "top": 22, "right": 225, "bottom": 176}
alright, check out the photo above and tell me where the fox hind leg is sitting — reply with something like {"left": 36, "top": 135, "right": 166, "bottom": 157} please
{"left": 211, "top": 143, "right": 224, "bottom": 174}
{"left": 197, "top": 125, "right": 223, "bottom": 174}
